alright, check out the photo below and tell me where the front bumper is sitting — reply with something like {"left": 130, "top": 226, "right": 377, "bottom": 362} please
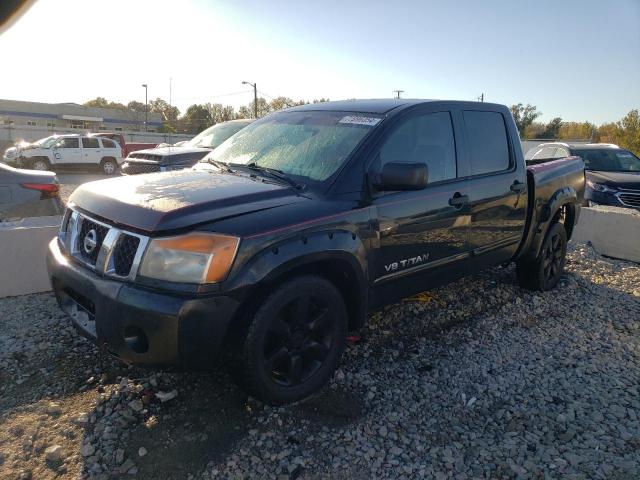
{"left": 46, "top": 238, "right": 241, "bottom": 367}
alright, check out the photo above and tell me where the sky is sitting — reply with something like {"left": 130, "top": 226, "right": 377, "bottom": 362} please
{"left": 0, "top": 0, "right": 638, "bottom": 124}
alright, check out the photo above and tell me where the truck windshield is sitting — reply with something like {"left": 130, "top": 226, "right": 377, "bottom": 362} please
{"left": 202, "top": 111, "right": 380, "bottom": 182}
{"left": 575, "top": 149, "right": 640, "bottom": 172}
{"left": 187, "top": 122, "right": 249, "bottom": 149}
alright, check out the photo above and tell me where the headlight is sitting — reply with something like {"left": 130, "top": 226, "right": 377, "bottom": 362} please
{"left": 586, "top": 180, "right": 616, "bottom": 193}
{"left": 139, "top": 232, "right": 240, "bottom": 284}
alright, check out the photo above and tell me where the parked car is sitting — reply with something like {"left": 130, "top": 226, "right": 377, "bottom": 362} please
{"left": 47, "top": 99, "right": 584, "bottom": 404}
{"left": 3, "top": 134, "right": 123, "bottom": 174}
{"left": 90, "top": 133, "right": 157, "bottom": 158}
{"left": 0, "top": 162, "right": 64, "bottom": 221}
{"left": 526, "top": 142, "right": 640, "bottom": 210}
{"left": 121, "top": 119, "right": 252, "bottom": 174}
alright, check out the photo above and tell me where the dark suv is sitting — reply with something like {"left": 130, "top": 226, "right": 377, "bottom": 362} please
{"left": 526, "top": 143, "right": 640, "bottom": 210}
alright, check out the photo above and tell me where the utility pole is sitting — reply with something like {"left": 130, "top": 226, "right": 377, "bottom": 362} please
{"left": 393, "top": 90, "right": 404, "bottom": 99}
{"left": 478, "top": 93, "right": 484, "bottom": 102}
{"left": 142, "top": 83, "right": 148, "bottom": 132}
{"left": 242, "top": 81, "right": 258, "bottom": 118}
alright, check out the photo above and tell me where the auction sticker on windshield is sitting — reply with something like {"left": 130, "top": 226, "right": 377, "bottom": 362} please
{"left": 338, "top": 115, "right": 381, "bottom": 126}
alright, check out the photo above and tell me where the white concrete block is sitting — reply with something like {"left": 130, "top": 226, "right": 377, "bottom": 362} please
{"left": 0, "top": 216, "right": 61, "bottom": 297}
{"left": 572, "top": 206, "right": 640, "bottom": 263}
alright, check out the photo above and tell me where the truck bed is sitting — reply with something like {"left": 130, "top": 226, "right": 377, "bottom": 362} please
{"left": 516, "top": 156, "right": 585, "bottom": 261}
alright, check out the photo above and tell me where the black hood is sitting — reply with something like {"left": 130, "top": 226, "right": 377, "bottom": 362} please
{"left": 69, "top": 168, "right": 305, "bottom": 233}
{"left": 586, "top": 170, "right": 640, "bottom": 190}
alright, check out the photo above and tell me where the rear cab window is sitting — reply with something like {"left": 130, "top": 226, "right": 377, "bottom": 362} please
{"left": 462, "top": 111, "right": 511, "bottom": 175}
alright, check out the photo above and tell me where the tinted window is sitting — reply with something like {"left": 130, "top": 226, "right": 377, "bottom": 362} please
{"left": 463, "top": 111, "right": 510, "bottom": 175}
{"left": 101, "top": 138, "right": 116, "bottom": 148}
{"left": 378, "top": 111, "right": 456, "bottom": 183}
{"left": 82, "top": 138, "right": 100, "bottom": 148}
{"left": 57, "top": 138, "right": 79, "bottom": 148}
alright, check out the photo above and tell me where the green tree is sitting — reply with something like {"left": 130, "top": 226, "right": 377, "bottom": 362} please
{"left": 510, "top": 103, "right": 542, "bottom": 137}
{"left": 83, "top": 97, "right": 126, "bottom": 109}
{"left": 181, "top": 104, "right": 213, "bottom": 134}
{"left": 541, "top": 117, "right": 563, "bottom": 139}
{"left": 149, "top": 98, "right": 180, "bottom": 133}
{"left": 205, "top": 103, "right": 236, "bottom": 124}
{"left": 617, "top": 109, "right": 640, "bottom": 154}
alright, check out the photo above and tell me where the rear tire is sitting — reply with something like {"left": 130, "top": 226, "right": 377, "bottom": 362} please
{"left": 101, "top": 158, "right": 117, "bottom": 175}
{"left": 516, "top": 222, "right": 567, "bottom": 291}
{"left": 236, "top": 275, "right": 347, "bottom": 405}
{"left": 31, "top": 158, "right": 50, "bottom": 171}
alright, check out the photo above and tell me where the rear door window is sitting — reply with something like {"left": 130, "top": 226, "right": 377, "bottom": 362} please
{"left": 462, "top": 111, "right": 511, "bottom": 175}
{"left": 82, "top": 138, "right": 100, "bottom": 148}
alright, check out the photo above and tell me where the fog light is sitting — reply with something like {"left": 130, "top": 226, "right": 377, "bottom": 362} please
{"left": 123, "top": 326, "right": 149, "bottom": 353}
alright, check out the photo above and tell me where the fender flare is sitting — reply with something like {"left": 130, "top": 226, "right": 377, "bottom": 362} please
{"left": 529, "top": 186, "right": 579, "bottom": 260}
{"left": 227, "top": 229, "right": 369, "bottom": 329}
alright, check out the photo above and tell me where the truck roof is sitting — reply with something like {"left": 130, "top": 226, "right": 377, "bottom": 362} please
{"left": 285, "top": 99, "right": 506, "bottom": 115}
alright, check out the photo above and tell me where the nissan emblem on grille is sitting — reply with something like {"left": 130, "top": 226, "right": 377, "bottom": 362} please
{"left": 83, "top": 229, "right": 98, "bottom": 254}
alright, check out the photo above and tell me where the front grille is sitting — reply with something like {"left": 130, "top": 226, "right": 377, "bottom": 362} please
{"left": 58, "top": 208, "right": 148, "bottom": 281}
{"left": 123, "top": 162, "right": 161, "bottom": 175}
{"left": 113, "top": 235, "right": 140, "bottom": 276}
{"left": 618, "top": 190, "right": 640, "bottom": 209}
{"left": 76, "top": 218, "right": 109, "bottom": 264}
{"left": 129, "top": 153, "right": 162, "bottom": 161}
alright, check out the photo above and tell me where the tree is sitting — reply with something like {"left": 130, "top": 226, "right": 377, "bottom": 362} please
{"left": 510, "top": 103, "right": 542, "bottom": 136}
{"left": 83, "top": 97, "right": 126, "bottom": 110}
{"left": 149, "top": 98, "right": 180, "bottom": 133}
{"left": 617, "top": 109, "right": 640, "bottom": 154}
{"left": 181, "top": 104, "right": 213, "bottom": 134}
{"left": 540, "top": 117, "right": 563, "bottom": 139}
{"left": 558, "top": 122, "right": 596, "bottom": 140}
{"left": 523, "top": 122, "right": 546, "bottom": 139}
{"left": 126, "top": 101, "right": 147, "bottom": 113}
{"left": 205, "top": 103, "right": 236, "bottom": 124}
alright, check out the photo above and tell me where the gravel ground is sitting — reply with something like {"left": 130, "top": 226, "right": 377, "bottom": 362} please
{"left": 0, "top": 244, "right": 639, "bottom": 480}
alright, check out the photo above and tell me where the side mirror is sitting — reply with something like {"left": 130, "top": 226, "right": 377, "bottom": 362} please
{"left": 372, "top": 162, "right": 428, "bottom": 191}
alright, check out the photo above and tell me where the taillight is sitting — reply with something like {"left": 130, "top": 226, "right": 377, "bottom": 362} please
{"left": 21, "top": 183, "right": 60, "bottom": 196}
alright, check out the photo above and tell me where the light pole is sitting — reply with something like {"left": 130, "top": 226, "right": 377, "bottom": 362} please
{"left": 141, "top": 84, "right": 148, "bottom": 132}
{"left": 242, "top": 81, "right": 257, "bottom": 118}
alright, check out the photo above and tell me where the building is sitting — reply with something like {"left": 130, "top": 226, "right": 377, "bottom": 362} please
{"left": 0, "top": 99, "right": 192, "bottom": 152}
{"left": 0, "top": 98, "right": 163, "bottom": 133}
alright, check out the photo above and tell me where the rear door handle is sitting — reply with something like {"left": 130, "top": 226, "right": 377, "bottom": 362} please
{"left": 448, "top": 193, "right": 469, "bottom": 207}
{"left": 510, "top": 181, "right": 525, "bottom": 193}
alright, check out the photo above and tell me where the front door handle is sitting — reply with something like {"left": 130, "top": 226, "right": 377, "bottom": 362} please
{"left": 448, "top": 193, "right": 469, "bottom": 208}
{"left": 510, "top": 181, "right": 525, "bottom": 193}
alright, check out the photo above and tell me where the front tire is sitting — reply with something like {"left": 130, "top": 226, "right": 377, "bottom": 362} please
{"left": 101, "top": 158, "right": 117, "bottom": 175}
{"left": 237, "top": 275, "right": 347, "bottom": 405}
{"left": 516, "top": 222, "right": 567, "bottom": 291}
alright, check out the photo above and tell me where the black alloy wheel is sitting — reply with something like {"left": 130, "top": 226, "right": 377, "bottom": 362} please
{"left": 237, "top": 275, "right": 347, "bottom": 405}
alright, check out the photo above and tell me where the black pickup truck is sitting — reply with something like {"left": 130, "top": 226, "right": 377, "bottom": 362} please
{"left": 47, "top": 99, "right": 585, "bottom": 404}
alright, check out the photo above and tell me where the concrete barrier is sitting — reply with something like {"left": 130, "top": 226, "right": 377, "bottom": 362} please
{"left": 572, "top": 206, "right": 640, "bottom": 263}
{"left": 0, "top": 216, "right": 61, "bottom": 298}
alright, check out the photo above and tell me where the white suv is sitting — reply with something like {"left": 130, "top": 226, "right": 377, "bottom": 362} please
{"left": 5, "top": 134, "right": 123, "bottom": 174}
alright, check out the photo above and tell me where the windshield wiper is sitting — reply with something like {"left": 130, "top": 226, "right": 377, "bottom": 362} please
{"left": 207, "top": 158, "right": 233, "bottom": 172}
{"left": 238, "top": 162, "right": 303, "bottom": 190}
